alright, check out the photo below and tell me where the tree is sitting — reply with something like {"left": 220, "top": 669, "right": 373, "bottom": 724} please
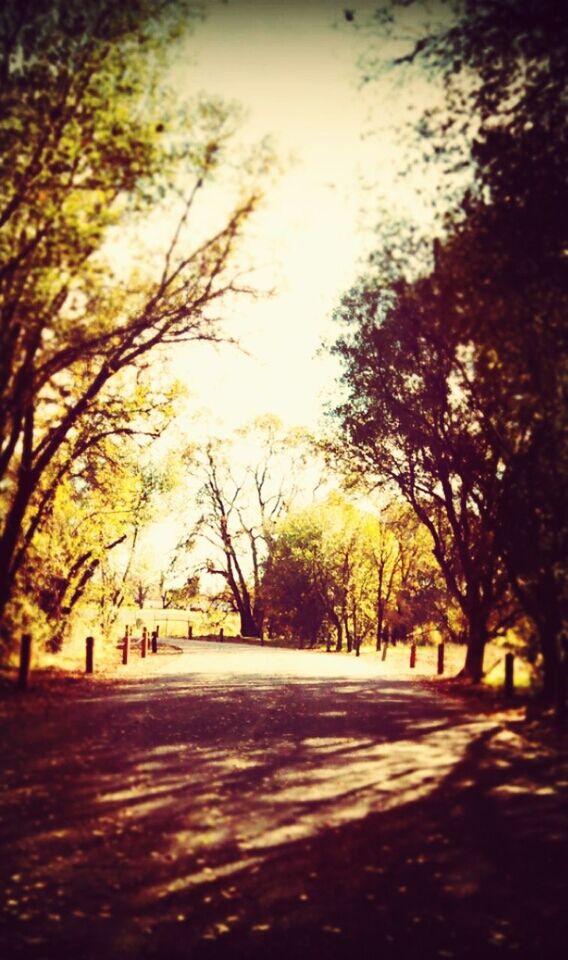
{"left": 190, "top": 417, "right": 310, "bottom": 637}
{"left": 263, "top": 493, "right": 426, "bottom": 654}
{"left": 0, "top": 0, "right": 268, "bottom": 649}
{"left": 334, "top": 0, "right": 567, "bottom": 689}
{"left": 28, "top": 428, "right": 176, "bottom": 647}
{"left": 331, "top": 274, "right": 516, "bottom": 679}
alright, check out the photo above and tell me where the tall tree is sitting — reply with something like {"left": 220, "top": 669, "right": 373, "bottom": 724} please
{"left": 191, "top": 417, "right": 309, "bottom": 637}
{"left": 0, "top": 0, "right": 267, "bottom": 646}
{"left": 334, "top": 0, "right": 567, "bottom": 689}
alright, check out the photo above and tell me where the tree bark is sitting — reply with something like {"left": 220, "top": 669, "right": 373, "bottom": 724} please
{"left": 240, "top": 609, "right": 261, "bottom": 638}
{"left": 461, "top": 616, "right": 488, "bottom": 682}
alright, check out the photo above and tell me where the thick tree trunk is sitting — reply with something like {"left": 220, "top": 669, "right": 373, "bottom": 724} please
{"left": 535, "top": 618, "right": 562, "bottom": 704}
{"left": 334, "top": 618, "right": 343, "bottom": 652}
{"left": 461, "top": 617, "right": 488, "bottom": 682}
{"left": 239, "top": 610, "right": 261, "bottom": 638}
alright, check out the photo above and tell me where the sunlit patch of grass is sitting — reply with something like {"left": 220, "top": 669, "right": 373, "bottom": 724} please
{"left": 483, "top": 653, "right": 536, "bottom": 692}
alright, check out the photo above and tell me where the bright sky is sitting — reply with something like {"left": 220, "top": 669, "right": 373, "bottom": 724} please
{"left": 160, "top": 0, "right": 438, "bottom": 434}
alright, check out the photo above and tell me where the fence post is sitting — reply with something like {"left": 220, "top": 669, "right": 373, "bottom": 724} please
{"left": 122, "top": 630, "right": 129, "bottom": 665}
{"left": 18, "top": 634, "right": 32, "bottom": 690}
{"left": 437, "top": 643, "right": 445, "bottom": 675}
{"left": 504, "top": 652, "right": 514, "bottom": 698}
{"left": 151, "top": 629, "right": 158, "bottom": 654}
{"left": 410, "top": 643, "right": 417, "bottom": 669}
{"left": 141, "top": 627, "right": 147, "bottom": 659}
{"left": 86, "top": 636, "right": 94, "bottom": 674}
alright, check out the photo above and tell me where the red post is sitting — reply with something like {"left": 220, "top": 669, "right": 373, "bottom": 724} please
{"left": 122, "top": 631, "right": 129, "bottom": 665}
{"left": 437, "top": 643, "right": 445, "bottom": 675}
{"left": 18, "top": 634, "right": 32, "bottom": 690}
{"left": 410, "top": 643, "right": 417, "bottom": 669}
{"left": 141, "top": 627, "right": 147, "bottom": 659}
{"left": 86, "top": 636, "right": 94, "bottom": 674}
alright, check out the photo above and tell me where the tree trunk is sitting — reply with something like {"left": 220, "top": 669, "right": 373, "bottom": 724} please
{"left": 333, "top": 616, "right": 343, "bottom": 652}
{"left": 461, "top": 617, "right": 488, "bottom": 682}
{"left": 240, "top": 610, "right": 261, "bottom": 638}
{"left": 535, "top": 616, "right": 562, "bottom": 704}
{"left": 376, "top": 593, "right": 384, "bottom": 651}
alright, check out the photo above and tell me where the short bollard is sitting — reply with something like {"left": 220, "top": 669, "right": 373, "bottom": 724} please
{"left": 219, "top": 627, "right": 224, "bottom": 642}
{"left": 437, "top": 643, "right": 445, "bottom": 675}
{"left": 151, "top": 629, "right": 158, "bottom": 654}
{"left": 122, "top": 631, "right": 129, "bottom": 665}
{"left": 410, "top": 643, "right": 417, "bottom": 669}
{"left": 188, "top": 624, "right": 193, "bottom": 640}
{"left": 86, "top": 636, "right": 94, "bottom": 674}
{"left": 141, "top": 627, "right": 147, "bottom": 658}
{"left": 504, "top": 652, "right": 514, "bottom": 698}
{"left": 18, "top": 634, "right": 32, "bottom": 690}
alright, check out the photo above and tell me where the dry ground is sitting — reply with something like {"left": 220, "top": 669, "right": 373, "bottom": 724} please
{"left": 1, "top": 640, "right": 566, "bottom": 960}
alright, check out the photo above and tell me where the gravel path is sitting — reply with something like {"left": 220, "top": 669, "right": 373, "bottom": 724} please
{"left": 1, "top": 641, "right": 566, "bottom": 959}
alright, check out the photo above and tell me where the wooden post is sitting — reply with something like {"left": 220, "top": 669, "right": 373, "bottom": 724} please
{"left": 141, "top": 627, "right": 147, "bottom": 658}
{"left": 86, "top": 636, "right": 94, "bottom": 674}
{"left": 122, "top": 631, "right": 129, "bottom": 665}
{"left": 219, "top": 627, "right": 224, "bottom": 642}
{"left": 437, "top": 643, "right": 445, "bottom": 675}
{"left": 504, "top": 652, "right": 514, "bottom": 698}
{"left": 187, "top": 623, "right": 193, "bottom": 640}
{"left": 18, "top": 634, "right": 32, "bottom": 690}
{"left": 151, "top": 629, "right": 158, "bottom": 654}
{"left": 410, "top": 643, "right": 417, "bottom": 669}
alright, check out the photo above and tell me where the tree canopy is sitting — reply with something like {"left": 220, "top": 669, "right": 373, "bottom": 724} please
{"left": 0, "top": 0, "right": 267, "bottom": 648}
{"left": 331, "top": 0, "right": 567, "bottom": 689}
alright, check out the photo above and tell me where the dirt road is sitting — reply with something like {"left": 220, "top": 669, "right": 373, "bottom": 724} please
{"left": 1, "top": 641, "right": 566, "bottom": 959}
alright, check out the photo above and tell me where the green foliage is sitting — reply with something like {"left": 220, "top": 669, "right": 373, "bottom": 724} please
{"left": 263, "top": 494, "right": 448, "bottom": 651}
{"left": 0, "top": 0, "right": 268, "bottom": 651}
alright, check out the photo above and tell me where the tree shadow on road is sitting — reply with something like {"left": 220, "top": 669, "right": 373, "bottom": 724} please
{"left": 0, "top": 674, "right": 566, "bottom": 959}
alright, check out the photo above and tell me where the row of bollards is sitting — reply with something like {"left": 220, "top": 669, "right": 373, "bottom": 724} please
{"left": 14, "top": 630, "right": 517, "bottom": 698}
{"left": 121, "top": 624, "right": 159, "bottom": 666}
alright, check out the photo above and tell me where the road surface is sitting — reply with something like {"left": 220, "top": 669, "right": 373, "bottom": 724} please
{"left": 1, "top": 641, "right": 566, "bottom": 959}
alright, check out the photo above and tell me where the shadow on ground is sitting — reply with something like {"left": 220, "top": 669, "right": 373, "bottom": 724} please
{"left": 0, "top": 668, "right": 566, "bottom": 959}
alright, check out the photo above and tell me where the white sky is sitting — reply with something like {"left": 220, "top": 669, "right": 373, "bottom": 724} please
{"left": 157, "top": 0, "right": 439, "bottom": 434}
{"left": 131, "top": 0, "right": 447, "bottom": 567}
